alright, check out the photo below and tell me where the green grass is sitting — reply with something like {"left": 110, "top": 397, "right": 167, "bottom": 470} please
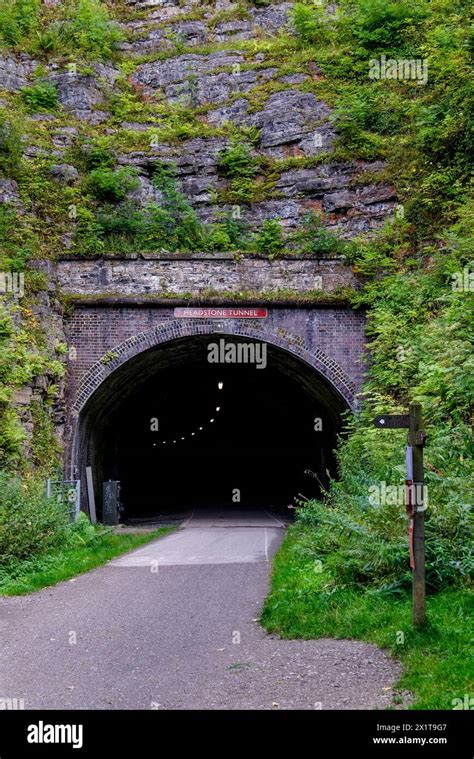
{"left": 261, "top": 524, "right": 474, "bottom": 710}
{"left": 0, "top": 526, "right": 174, "bottom": 596}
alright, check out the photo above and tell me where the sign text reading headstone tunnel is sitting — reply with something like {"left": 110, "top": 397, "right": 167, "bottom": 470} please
{"left": 174, "top": 307, "right": 268, "bottom": 319}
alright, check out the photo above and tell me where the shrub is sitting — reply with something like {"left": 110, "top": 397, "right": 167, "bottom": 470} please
{"left": 297, "top": 417, "right": 473, "bottom": 594}
{"left": 26, "top": 0, "right": 125, "bottom": 58}
{"left": 0, "top": 472, "right": 70, "bottom": 564}
{"left": 347, "top": 0, "right": 428, "bottom": 53}
{"left": 205, "top": 223, "right": 233, "bottom": 252}
{"left": 218, "top": 139, "right": 259, "bottom": 202}
{"left": 64, "top": 511, "right": 99, "bottom": 547}
{"left": 290, "top": 213, "right": 348, "bottom": 257}
{"left": 32, "top": 22, "right": 65, "bottom": 56}
{"left": 0, "top": 111, "right": 23, "bottom": 177}
{"left": 0, "top": 0, "right": 39, "bottom": 47}
{"left": 254, "top": 219, "right": 285, "bottom": 257}
{"left": 73, "top": 207, "right": 105, "bottom": 255}
{"left": 145, "top": 201, "right": 204, "bottom": 252}
{"left": 86, "top": 166, "right": 138, "bottom": 203}
{"left": 149, "top": 163, "right": 204, "bottom": 251}
{"left": 218, "top": 140, "right": 258, "bottom": 179}
{"left": 298, "top": 209, "right": 474, "bottom": 596}
{"left": 85, "top": 145, "right": 116, "bottom": 170}
{"left": 96, "top": 202, "right": 147, "bottom": 238}
{"left": 0, "top": 407, "right": 26, "bottom": 472}
{"left": 21, "top": 82, "right": 58, "bottom": 113}
{"left": 291, "top": 3, "right": 329, "bottom": 46}
{"left": 333, "top": 88, "right": 405, "bottom": 150}
{"left": 65, "top": 0, "right": 125, "bottom": 59}
{"left": 205, "top": 216, "right": 248, "bottom": 251}
{"left": 76, "top": 162, "right": 208, "bottom": 253}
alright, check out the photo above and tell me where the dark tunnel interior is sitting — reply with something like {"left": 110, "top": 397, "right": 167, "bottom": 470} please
{"left": 77, "top": 335, "right": 348, "bottom": 522}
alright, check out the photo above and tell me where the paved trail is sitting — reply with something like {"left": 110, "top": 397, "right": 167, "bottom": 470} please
{"left": 0, "top": 508, "right": 401, "bottom": 709}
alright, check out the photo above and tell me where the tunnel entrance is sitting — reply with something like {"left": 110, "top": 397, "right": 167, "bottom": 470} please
{"left": 76, "top": 334, "right": 349, "bottom": 522}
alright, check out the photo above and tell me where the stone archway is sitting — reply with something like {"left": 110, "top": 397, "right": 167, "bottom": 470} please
{"left": 71, "top": 318, "right": 358, "bottom": 416}
{"left": 67, "top": 320, "right": 357, "bottom": 513}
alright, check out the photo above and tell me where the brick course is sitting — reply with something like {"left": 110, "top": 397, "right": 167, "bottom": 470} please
{"left": 66, "top": 306, "right": 366, "bottom": 412}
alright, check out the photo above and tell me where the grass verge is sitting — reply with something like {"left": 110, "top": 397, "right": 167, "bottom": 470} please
{"left": 261, "top": 524, "right": 474, "bottom": 710}
{"left": 0, "top": 526, "right": 174, "bottom": 596}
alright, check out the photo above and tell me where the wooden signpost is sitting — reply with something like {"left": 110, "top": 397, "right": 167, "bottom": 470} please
{"left": 374, "top": 403, "right": 426, "bottom": 627}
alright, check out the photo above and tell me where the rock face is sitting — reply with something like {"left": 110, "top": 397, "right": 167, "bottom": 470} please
{"left": 49, "top": 164, "right": 79, "bottom": 185}
{"left": 0, "top": 178, "right": 24, "bottom": 212}
{"left": 132, "top": 51, "right": 245, "bottom": 89}
{"left": 0, "top": 55, "right": 37, "bottom": 91}
{"left": 121, "top": 2, "right": 291, "bottom": 50}
{"left": 49, "top": 67, "right": 119, "bottom": 123}
{"left": 131, "top": 51, "right": 280, "bottom": 107}
{"left": 246, "top": 90, "right": 335, "bottom": 156}
{"left": 115, "top": 2, "right": 395, "bottom": 237}
{"left": 0, "top": 0, "right": 397, "bottom": 241}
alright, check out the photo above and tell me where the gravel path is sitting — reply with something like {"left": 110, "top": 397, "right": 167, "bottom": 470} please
{"left": 0, "top": 508, "right": 402, "bottom": 710}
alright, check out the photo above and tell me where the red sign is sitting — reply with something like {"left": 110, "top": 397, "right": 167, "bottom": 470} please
{"left": 174, "top": 307, "right": 268, "bottom": 319}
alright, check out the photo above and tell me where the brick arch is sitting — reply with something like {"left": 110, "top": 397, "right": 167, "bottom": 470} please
{"left": 71, "top": 319, "right": 358, "bottom": 414}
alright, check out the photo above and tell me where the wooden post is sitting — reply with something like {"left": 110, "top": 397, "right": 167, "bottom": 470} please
{"left": 408, "top": 403, "right": 426, "bottom": 627}
{"left": 374, "top": 404, "right": 427, "bottom": 627}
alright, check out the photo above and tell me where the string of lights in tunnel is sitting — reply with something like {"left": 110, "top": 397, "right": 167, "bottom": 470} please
{"left": 152, "top": 381, "right": 224, "bottom": 447}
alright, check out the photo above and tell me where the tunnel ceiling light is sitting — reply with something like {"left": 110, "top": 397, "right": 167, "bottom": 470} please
{"left": 156, "top": 417, "right": 221, "bottom": 445}
{"left": 216, "top": 406, "right": 220, "bottom": 411}
{"left": 218, "top": 382, "right": 223, "bottom": 390}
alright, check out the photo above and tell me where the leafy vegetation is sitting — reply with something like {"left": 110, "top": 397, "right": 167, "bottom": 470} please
{"left": 217, "top": 138, "right": 260, "bottom": 203}
{"left": 61, "top": 0, "right": 125, "bottom": 59}
{"left": 73, "top": 149, "right": 348, "bottom": 254}
{"left": 0, "top": 0, "right": 39, "bottom": 48}
{"left": 320, "top": 209, "right": 474, "bottom": 592}
{"left": 85, "top": 165, "right": 138, "bottom": 203}
{"left": 254, "top": 219, "right": 285, "bottom": 257}
{"left": 291, "top": 2, "right": 328, "bottom": 46}
{"left": 291, "top": 213, "right": 350, "bottom": 257}
{"left": 75, "top": 160, "right": 207, "bottom": 253}
{"left": 0, "top": 472, "right": 69, "bottom": 562}
{"left": 0, "top": 111, "right": 24, "bottom": 177}
{"left": 21, "top": 81, "right": 58, "bottom": 112}
{"left": 0, "top": 506, "right": 174, "bottom": 595}
{"left": 0, "top": 473, "right": 174, "bottom": 594}
{"left": 0, "top": 303, "right": 64, "bottom": 472}
{"left": 0, "top": 0, "right": 124, "bottom": 59}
